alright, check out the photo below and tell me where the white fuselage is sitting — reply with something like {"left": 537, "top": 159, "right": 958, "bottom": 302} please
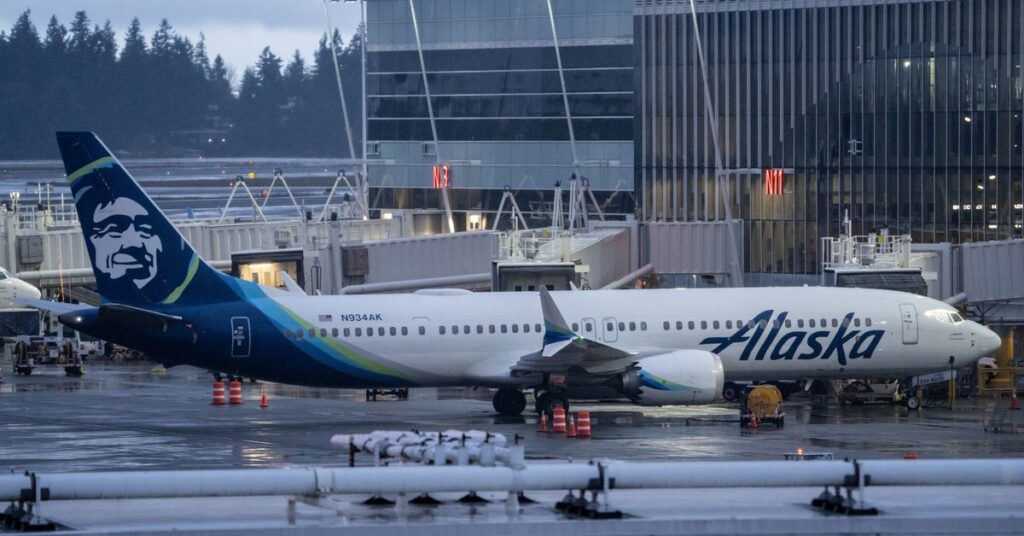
{"left": 270, "top": 286, "right": 1000, "bottom": 387}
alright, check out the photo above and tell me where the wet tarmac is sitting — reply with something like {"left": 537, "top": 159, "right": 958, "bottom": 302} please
{"left": 1, "top": 362, "right": 1022, "bottom": 473}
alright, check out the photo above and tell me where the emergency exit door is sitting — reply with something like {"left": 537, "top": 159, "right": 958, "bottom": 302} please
{"left": 898, "top": 304, "right": 918, "bottom": 345}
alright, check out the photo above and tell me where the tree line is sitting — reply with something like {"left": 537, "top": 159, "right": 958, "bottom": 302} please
{"left": 0, "top": 10, "right": 362, "bottom": 159}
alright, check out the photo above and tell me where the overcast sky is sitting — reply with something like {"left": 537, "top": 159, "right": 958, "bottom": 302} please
{"left": 1, "top": 1, "right": 361, "bottom": 83}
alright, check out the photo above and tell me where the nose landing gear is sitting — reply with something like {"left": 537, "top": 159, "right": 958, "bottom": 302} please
{"left": 492, "top": 387, "right": 527, "bottom": 415}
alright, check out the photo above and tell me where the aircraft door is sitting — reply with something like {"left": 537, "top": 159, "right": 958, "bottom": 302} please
{"left": 898, "top": 304, "right": 918, "bottom": 345}
{"left": 601, "top": 317, "right": 618, "bottom": 342}
{"left": 230, "top": 317, "right": 251, "bottom": 358}
{"left": 581, "top": 317, "right": 597, "bottom": 339}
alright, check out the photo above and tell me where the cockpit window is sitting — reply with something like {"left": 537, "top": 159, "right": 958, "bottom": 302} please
{"left": 950, "top": 312, "right": 964, "bottom": 324}
{"left": 0, "top": 272, "right": 7, "bottom": 280}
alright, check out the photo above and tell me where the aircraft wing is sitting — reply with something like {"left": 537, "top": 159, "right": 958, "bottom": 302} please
{"left": 511, "top": 287, "right": 639, "bottom": 374}
{"left": 15, "top": 298, "right": 91, "bottom": 315}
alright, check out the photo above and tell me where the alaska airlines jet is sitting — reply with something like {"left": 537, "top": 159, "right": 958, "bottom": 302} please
{"left": 27, "top": 132, "right": 1000, "bottom": 416}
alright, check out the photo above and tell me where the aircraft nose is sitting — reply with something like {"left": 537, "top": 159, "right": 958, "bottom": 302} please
{"left": 978, "top": 326, "right": 1001, "bottom": 356}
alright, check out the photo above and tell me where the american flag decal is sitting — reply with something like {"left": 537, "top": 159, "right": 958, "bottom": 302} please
{"left": 318, "top": 314, "right": 332, "bottom": 322}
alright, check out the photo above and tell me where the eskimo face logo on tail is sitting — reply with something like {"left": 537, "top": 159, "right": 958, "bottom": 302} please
{"left": 699, "top": 309, "right": 885, "bottom": 366}
{"left": 88, "top": 196, "right": 163, "bottom": 289}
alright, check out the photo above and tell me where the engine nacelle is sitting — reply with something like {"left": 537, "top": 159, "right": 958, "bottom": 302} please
{"left": 619, "top": 350, "right": 724, "bottom": 406}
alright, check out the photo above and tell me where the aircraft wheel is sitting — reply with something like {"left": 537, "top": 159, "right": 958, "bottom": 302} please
{"left": 722, "top": 382, "right": 740, "bottom": 402}
{"left": 493, "top": 387, "right": 526, "bottom": 415}
{"left": 535, "top": 392, "right": 569, "bottom": 417}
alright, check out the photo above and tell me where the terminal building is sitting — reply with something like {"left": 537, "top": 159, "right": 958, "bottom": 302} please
{"left": 364, "top": 0, "right": 1023, "bottom": 281}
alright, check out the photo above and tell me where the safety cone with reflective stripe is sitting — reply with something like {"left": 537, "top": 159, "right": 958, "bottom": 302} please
{"left": 552, "top": 407, "right": 566, "bottom": 433}
{"left": 211, "top": 381, "right": 226, "bottom": 406}
{"left": 576, "top": 411, "right": 591, "bottom": 437}
{"left": 228, "top": 380, "right": 243, "bottom": 405}
{"left": 567, "top": 415, "right": 577, "bottom": 438}
{"left": 260, "top": 388, "right": 269, "bottom": 409}
{"left": 538, "top": 411, "right": 548, "bottom": 433}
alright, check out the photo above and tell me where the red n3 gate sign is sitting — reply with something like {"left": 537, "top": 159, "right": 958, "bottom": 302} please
{"left": 764, "top": 168, "right": 784, "bottom": 196}
{"left": 432, "top": 164, "right": 451, "bottom": 189}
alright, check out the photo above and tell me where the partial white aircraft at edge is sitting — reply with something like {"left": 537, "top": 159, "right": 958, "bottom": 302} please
{"left": 28, "top": 132, "right": 1002, "bottom": 416}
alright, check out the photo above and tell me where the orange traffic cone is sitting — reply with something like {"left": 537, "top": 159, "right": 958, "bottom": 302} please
{"left": 211, "top": 381, "right": 226, "bottom": 406}
{"left": 567, "top": 415, "right": 577, "bottom": 438}
{"left": 228, "top": 380, "right": 243, "bottom": 405}
{"left": 1010, "top": 391, "right": 1019, "bottom": 411}
{"left": 576, "top": 411, "right": 591, "bottom": 438}
{"left": 552, "top": 407, "right": 566, "bottom": 433}
{"left": 260, "top": 389, "right": 269, "bottom": 409}
{"left": 903, "top": 453, "right": 919, "bottom": 460}
{"left": 750, "top": 414, "right": 759, "bottom": 428}
{"left": 538, "top": 411, "right": 548, "bottom": 433}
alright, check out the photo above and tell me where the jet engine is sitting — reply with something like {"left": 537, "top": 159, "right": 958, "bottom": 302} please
{"left": 618, "top": 350, "right": 724, "bottom": 405}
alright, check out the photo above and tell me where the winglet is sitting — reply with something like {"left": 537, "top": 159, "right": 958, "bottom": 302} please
{"left": 280, "top": 271, "right": 307, "bottom": 295}
{"left": 539, "top": 286, "right": 575, "bottom": 346}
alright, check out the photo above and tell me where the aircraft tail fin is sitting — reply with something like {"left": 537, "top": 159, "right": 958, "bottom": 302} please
{"left": 57, "top": 132, "right": 232, "bottom": 306}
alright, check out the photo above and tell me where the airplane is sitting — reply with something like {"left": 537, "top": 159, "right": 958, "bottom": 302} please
{"left": 0, "top": 267, "right": 42, "bottom": 309}
{"left": 24, "top": 132, "right": 1001, "bottom": 416}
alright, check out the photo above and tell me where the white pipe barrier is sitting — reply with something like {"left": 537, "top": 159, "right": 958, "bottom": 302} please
{"left": 3, "top": 459, "right": 1024, "bottom": 503}
{"left": 600, "top": 263, "right": 655, "bottom": 290}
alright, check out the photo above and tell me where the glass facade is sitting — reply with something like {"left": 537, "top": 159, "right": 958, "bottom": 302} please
{"left": 366, "top": 0, "right": 634, "bottom": 217}
{"left": 637, "top": 0, "right": 1024, "bottom": 275}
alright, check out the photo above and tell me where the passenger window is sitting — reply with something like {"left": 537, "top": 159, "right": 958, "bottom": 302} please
{"left": 284, "top": 329, "right": 292, "bottom": 339}
{"left": 535, "top": 323, "right": 541, "bottom": 332}
{"left": 418, "top": 326, "right": 425, "bottom": 335}
{"left": 573, "top": 323, "right": 580, "bottom": 332}
{"left": 676, "top": 321, "right": 683, "bottom": 330}
{"left": 439, "top": 326, "right": 445, "bottom": 335}
{"left": 366, "top": 328, "right": 373, "bottom": 337}
{"left": 501, "top": 325, "right": 508, "bottom": 333}
{"left": 713, "top": 320, "right": 720, "bottom": 329}
{"left": 452, "top": 325, "right": 459, "bottom": 334}
{"left": 865, "top": 318, "right": 872, "bottom": 327}
{"left": 797, "top": 319, "right": 804, "bottom": 328}
{"left": 488, "top": 325, "right": 495, "bottom": 334}
{"left": 309, "top": 328, "right": 316, "bottom": 337}
{"left": 319, "top": 328, "right": 327, "bottom": 337}
{"left": 355, "top": 328, "right": 361, "bottom": 336}
{"left": 618, "top": 322, "right": 625, "bottom": 331}
{"left": 476, "top": 325, "right": 483, "bottom": 334}
{"left": 736, "top": 320, "right": 743, "bottom": 328}
{"left": 688, "top": 321, "right": 695, "bottom": 330}
{"left": 464, "top": 325, "right": 470, "bottom": 334}
{"left": 640, "top": 321, "right": 647, "bottom": 331}
{"left": 663, "top": 321, "right": 670, "bottom": 331}
{"left": 628, "top": 322, "right": 636, "bottom": 331}
{"left": 784, "top": 320, "right": 791, "bottom": 328}
{"left": 401, "top": 327, "right": 408, "bottom": 336}
{"left": 297, "top": 330, "right": 304, "bottom": 339}
{"left": 524, "top": 324, "right": 531, "bottom": 333}
{"left": 512, "top": 324, "right": 519, "bottom": 333}
{"left": 726, "top": 320, "right": 733, "bottom": 329}
{"left": 759, "top": 320, "right": 768, "bottom": 329}
{"left": 853, "top": 318, "right": 860, "bottom": 327}
{"left": 585, "top": 322, "right": 593, "bottom": 331}
{"left": 809, "top": 319, "right": 816, "bottom": 328}
{"left": 820, "top": 318, "right": 827, "bottom": 327}
{"left": 831, "top": 319, "right": 839, "bottom": 328}
{"left": 607, "top": 322, "right": 614, "bottom": 331}
{"left": 331, "top": 328, "right": 339, "bottom": 337}
{"left": 700, "top": 321, "right": 707, "bottom": 329}
{"left": 344, "top": 328, "right": 351, "bottom": 337}
{"left": 390, "top": 327, "right": 397, "bottom": 336}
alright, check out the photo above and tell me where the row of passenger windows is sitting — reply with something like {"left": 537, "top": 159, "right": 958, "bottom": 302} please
{"left": 284, "top": 317, "right": 875, "bottom": 341}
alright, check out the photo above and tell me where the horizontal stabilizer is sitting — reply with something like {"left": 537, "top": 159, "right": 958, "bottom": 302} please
{"left": 94, "top": 303, "right": 182, "bottom": 329}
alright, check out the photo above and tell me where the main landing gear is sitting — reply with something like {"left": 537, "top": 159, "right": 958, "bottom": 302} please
{"left": 492, "top": 387, "right": 527, "bottom": 416}
{"left": 534, "top": 391, "right": 569, "bottom": 417}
